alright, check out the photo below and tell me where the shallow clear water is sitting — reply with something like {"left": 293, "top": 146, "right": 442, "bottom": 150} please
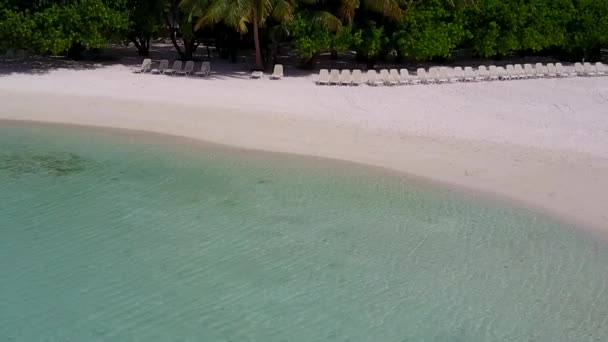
{"left": 1, "top": 122, "right": 607, "bottom": 341}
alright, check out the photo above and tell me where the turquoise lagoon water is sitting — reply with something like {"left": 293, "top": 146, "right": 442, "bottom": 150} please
{"left": 1, "top": 122, "right": 607, "bottom": 342}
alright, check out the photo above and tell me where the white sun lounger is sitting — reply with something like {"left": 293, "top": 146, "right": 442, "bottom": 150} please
{"left": 513, "top": 64, "right": 525, "bottom": 79}
{"left": 555, "top": 63, "right": 572, "bottom": 77}
{"left": 177, "top": 61, "right": 194, "bottom": 76}
{"left": 546, "top": 63, "right": 558, "bottom": 77}
{"left": 435, "top": 67, "right": 449, "bottom": 83}
{"left": 534, "top": 63, "right": 547, "bottom": 78}
{"left": 340, "top": 69, "right": 351, "bottom": 85}
{"left": 596, "top": 62, "right": 607, "bottom": 76}
{"left": 318, "top": 69, "right": 329, "bottom": 85}
{"left": 452, "top": 67, "right": 465, "bottom": 82}
{"left": 250, "top": 71, "right": 264, "bottom": 79}
{"left": 584, "top": 62, "right": 598, "bottom": 77}
{"left": 463, "top": 66, "right": 475, "bottom": 82}
{"left": 388, "top": 69, "right": 400, "bottom": 86}
{"left": 416, "top": 68, "right": 429, "bottom": 84}
{"left": 504, "top": 64, "right": 515, "bottom": 79}
{"left": 448, "top": 68, "right": 459, "bottom": 83}
{"left": 486, "top": 65, "right": 498, "bottom": 81}
{"left": 574, "top": 62, "right": 586, "bottom": 76}
{"left": 151, "top": 59, "right": 168, "bottom": 74}
{"left": 427, "top": 67, "right": 439, "bottom": 84}
{"left": 329, "top": 69, "right": 340, "bottom": 85}
{"left": 367, "top": 70, "right": 381, "bottom": 86}
{"left": 134, "top": 58, "right": 152, "bottom": 73}
{"left": 378, "top": 69, "right": 389, "bottom": 85}
{"left": 523, "top": 64, "right": 536, "bottom": 78}
{"left": 495, "top": 66, "right": 508, "bottom": 80}
{"left": 352, "top": 69, "right": 363, "bottom": 86}
{"left": 476, "top": 66, "right": 488, "bottom": 81}
{"left": 271, "top": 64, "right": 284, "bottom": 79}
{"left": 366, "top": 70, "right": 376, "bottom": 85}
{"left": 407, "top": 69, "right": 421, "bottom": 85}
{"left": 399, "top": 69, "right": 412, "bottom": 85}
{"left": 195, "top": 62, "right": 211, "bottom": 77}
{"left": 165, "top": 60, "right": 182, "bottom": 75}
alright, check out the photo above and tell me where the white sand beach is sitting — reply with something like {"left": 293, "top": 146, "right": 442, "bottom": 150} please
{"left": 1, "top": 60, "right": 607, "bottom": 236}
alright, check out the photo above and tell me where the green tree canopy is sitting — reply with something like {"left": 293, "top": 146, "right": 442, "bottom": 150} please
{"left": 0, "top": 0, "right": 129, "bottom": 55}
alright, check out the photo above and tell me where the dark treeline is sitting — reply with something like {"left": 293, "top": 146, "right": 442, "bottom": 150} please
{"left": 1, "top": 0, "right": 607, "bottom": 69}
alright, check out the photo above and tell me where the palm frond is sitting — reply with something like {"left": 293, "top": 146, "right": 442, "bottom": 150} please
{"left": 271, "top": 0, "right": 294, "bottom": 24}
{"left": 310, "top": 11, "right": 343, "bottom": 32}
{"left": 362, "top": 0, "right": 403, "bottom": 21}
{"left": 339, "top": 0, "right": 360, "bottom": 24}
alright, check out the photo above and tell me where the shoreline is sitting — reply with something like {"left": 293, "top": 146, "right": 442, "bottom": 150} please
{"left": 2, "top": 117, "right": 604, "bottom": 238}
{"left": 1, "top": 65, "right": 607, "bottom": 237}
{"left": 1, "top": 86, "right": 608, "bottom": 238}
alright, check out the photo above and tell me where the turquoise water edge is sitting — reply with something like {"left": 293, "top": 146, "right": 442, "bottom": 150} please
{"left": 1, "top": 121, "right": 607, "bottom": 341}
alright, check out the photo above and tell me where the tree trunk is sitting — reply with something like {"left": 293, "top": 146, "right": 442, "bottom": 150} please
{"left": 165, "top": 11, "right": 186, "bottom": 60}
{"left": 252, "top": 5, "right": 263, "bottom": 70}
{"left": 129, "top": 36, "right": 150, "bottom": 56}
{"left": 184, "top": 39, "right": 193, "bottom": 60}
{"left": 181, "top": 37, "right": 199, "bottom": 60}
{"left": 168, "top": 31, "right": 185, "bottom": 59}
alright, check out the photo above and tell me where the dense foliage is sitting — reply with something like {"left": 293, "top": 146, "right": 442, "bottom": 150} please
{"left": 0, "top": 0, "right": 129, "bottom": 56}
{"left": 1, "top": 0, "right": 607, "bottom": 65}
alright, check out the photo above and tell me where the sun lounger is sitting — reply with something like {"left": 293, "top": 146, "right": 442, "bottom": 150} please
{"left": 463, "top": 67, "right": 475, "bottom": 82}
{"left": 270, "top": 64, "right": 284, "bottom": 79}
{"left": 416, "top": 68, "right": 429, "bottom": 84}
{"left": 487, "top": 66, "right": 498, "bottom": 81}
{"left": 134, "top": 58, "right": 152, "bottom": 73}
{"left": 195, "top": 62, "right": 211, "bottom": 77}
{"left": 402, "top": 69, "right": 418, "bottom": 85}
{"left": 378, "top": 69, "right": 389, "bottom": 85}
{"left": 555, "top": 63, "right": 572, "bottom": 77}
{"left": 596, "top": 62, "right": 607, "bottom": 76}
{"left": 574, "top": 62, "right": 586, "bottom": 76}
{"left": 523, "top": 64, "right": 536, "bottom": 78}
{"left": 435, "top": 67, "right": 449, "bottom": 83}
{"left": 584, "top": 62, "right": 598, "bottom": 77}
{"left": 475, "top": 66, "right": 488, "bottom": 81}
{"left": 534, "top": 63, "right": 547, "bottom": 78}
{"left": 546, "top": 63, "right": 558, "bottom": 78}
{"left": 367, "top": 70, "right": 383, "bottom": 86}
{"left": 328, "top": 69, "right": 340, "bottom": 85}
{"left": 367, "top": 70, "right": 377, "bottom": 85}
{"left": 318, "top": 69, "right": 329, "bottom": 85}
{"left": 447, "top": 68, "right": 460, "bottom": 83}
{"left": 250, "top": 71, "right": 264, "bottom": 79}
{"left": 177, "top": 61, "right": 194, "bottom": 76}
{"left": 504, "top": 64, "right": 515, "bottom": 79}
{"left": 495, "top": 66, "right": 508, "bottom": 80}
{"left": 165, "top": 60, "right": 182, "bottom": 75}
{"left": 513, "top": 64, "right": 525, "bottom": 79}
{"left": 399, "top": 69, "right": 412, "bottom": 85}
{"left": 352, "top": 69, "right": 363, "bottom": 86}
{"left": 340, "top": 69, "right": 351, "bottom": 85}
{"left": 452, "top": 67, "right": 465, "bottom": 82}
{"left": 151, "top": 59, "right": 169, "bottom": 74}
{"left": 388, "top": 69, "right": 400, "bottom": 86}
{"left": 427, "top": 67, "right": 439, "bottom": 84}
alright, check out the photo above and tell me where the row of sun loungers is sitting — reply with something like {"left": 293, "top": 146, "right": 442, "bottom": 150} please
{"left": 135, "top": 59, "right": 285, "bottom": 79}
{"left": 317, "top": 62, "right": 608, "bottom": 86}
{"left": 135, "top": 59, "right": 210, "bottom": 77}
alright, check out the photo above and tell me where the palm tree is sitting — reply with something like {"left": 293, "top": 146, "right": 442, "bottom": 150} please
{"left": 181, "top": 0, "right": 295, "bottom": 69}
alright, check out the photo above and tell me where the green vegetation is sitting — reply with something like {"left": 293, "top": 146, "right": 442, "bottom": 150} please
{"left": 1, "top": 0, "right": 607, "bottom": 64}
